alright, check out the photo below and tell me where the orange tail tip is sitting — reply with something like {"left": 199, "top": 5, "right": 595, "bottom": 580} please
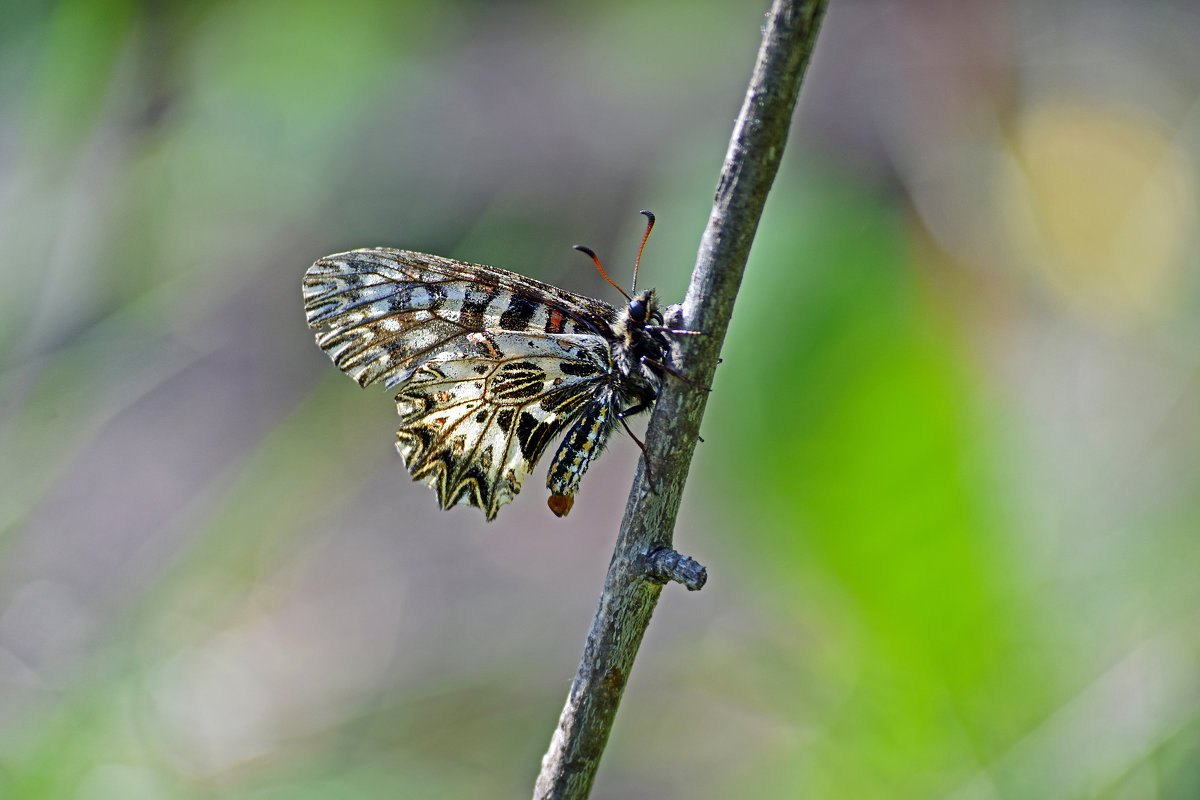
{"left": 548, "top": 494, "right": 574, "bottom": 517}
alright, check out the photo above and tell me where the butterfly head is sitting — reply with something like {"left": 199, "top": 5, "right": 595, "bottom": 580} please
{"left": 610, "top": 289, "right": 670, "bottom": 383}
{"left": 617, "top": 289, "right": 662, "bottom": 335}
{"left": 627, "top": 293, "right": 651, "bottom": 325}
{"left": 626, "top": 289, "right": 660, "bottom": 326}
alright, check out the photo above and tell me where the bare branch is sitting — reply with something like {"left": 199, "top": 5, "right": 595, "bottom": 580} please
{"left": 533, "top": 2, "right": 829, "bottom": 797}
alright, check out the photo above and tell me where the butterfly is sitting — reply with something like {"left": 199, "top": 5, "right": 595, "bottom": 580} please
{"left": 302, "top": 211, "right": 701, "bottom": 520}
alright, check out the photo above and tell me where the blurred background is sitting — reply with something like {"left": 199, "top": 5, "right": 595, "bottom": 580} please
{"left": 3, "top": 1, "right": 1199, "bottom": 798}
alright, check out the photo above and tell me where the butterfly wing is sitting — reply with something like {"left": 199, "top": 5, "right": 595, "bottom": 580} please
{"left": 390, "top": 332, "right": 611, "bottom": 518}
{"left": 303, "top": 248, "right": 619, "bottom": 519}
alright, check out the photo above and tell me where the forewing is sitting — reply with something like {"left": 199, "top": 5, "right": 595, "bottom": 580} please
{"left": 303, "top": 248, "right": 618, "bottom": 390}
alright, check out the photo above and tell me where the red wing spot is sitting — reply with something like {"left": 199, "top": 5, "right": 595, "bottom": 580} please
{"left": 432, "top": 417, "right": 447, "bottom": 427}
{"left": 547, "top": 308, "right": 566, "bottom": 334}
{"left": 435, "top": 391, "right": 452, "bottom": 403}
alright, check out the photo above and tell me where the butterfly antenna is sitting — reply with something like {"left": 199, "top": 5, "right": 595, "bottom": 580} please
{"left": 574, "top": 245, "right": 631, "bottom": 301}
{"left": 632, "top": 210, "right": 655, "bottom": 293}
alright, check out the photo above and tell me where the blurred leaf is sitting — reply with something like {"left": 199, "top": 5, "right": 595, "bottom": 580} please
{"left": 25, "top": 0, "right": 134, "bottom": 159}
{"left": 709, "top": 166, "right": 1051, "bottom": 796}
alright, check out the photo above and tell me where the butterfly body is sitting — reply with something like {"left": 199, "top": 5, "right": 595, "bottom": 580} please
{"left": 303, "top": 248, "right": 674, "bottom": 520}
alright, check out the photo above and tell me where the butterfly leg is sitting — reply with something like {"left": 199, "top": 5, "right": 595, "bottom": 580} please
{"left": 645, "top": 326, "right": 706, "bottom": 336}
{"left": 618, "top": 384, "right": 703, "bottom": 449}
{"left": 616, "top": 413, "right": 657, "bottom": 492}
{"left": 640, "top": 355, "right": 710, "bottom": 392}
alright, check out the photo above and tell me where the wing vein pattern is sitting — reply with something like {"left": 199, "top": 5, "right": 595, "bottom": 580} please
{"left": 303, "top": 248, "right": 627, "bottom": 520}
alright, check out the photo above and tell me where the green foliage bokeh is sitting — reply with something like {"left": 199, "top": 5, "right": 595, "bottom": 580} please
{"left": 2, "top": 2, "right": 1198, "bottom": 799}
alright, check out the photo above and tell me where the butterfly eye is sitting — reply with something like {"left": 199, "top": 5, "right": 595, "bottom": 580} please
{"left": 628, "top": 297, "right": 648, "bottom": 323}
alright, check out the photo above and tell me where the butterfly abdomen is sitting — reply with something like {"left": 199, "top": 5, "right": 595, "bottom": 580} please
{"left": 546, "top": 394, "right": 620, "bottom": 517}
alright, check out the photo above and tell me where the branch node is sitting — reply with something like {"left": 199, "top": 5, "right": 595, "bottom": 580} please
{"left": 643, "top": 548, "right": 708, "bottom": 591}
{"left": 663, "top": 303, "right": 685, "bottom": 329}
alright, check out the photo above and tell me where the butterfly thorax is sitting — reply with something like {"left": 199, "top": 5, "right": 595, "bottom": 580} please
{"left": 609, "top": 289, "right": 669, "bottom": 399}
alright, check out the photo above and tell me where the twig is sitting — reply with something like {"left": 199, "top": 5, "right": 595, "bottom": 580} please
{"left": 532, "top": 2, "right": 828, "bottom": 797}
